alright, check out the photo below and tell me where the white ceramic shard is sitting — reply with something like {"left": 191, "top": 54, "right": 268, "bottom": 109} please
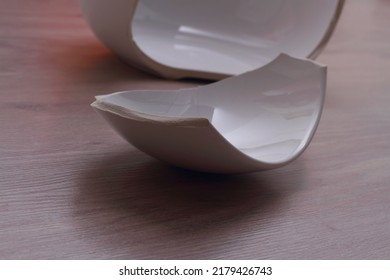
{"left": 91, "top": 54, "right": 326, "bottom": 173}
{"left": 80, "top": 0, "right": 343, "bottom": 80}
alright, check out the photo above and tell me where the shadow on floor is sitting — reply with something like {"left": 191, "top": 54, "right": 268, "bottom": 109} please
{"left": 73, "top": 149, "right": 304, "bottom": 258}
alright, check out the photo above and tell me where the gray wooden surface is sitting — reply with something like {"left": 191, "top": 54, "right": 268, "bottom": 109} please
{"left": 1, "top": 0, "right": 390, "bottom": 259}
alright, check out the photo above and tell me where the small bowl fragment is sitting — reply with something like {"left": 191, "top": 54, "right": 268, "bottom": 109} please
{"left": 92, "top": 54, "right": 326, "bottom": 173}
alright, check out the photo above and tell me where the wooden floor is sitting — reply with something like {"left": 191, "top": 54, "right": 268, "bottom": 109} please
{"left": 1, "top": 0, "right": 390, "bottom": 259}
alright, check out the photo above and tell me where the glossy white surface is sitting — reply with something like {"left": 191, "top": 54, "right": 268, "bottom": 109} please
{"left": 80, "top": 0, "right": 341, "bottom": 79}
{"left": 91, "top": 54, "right": 326, "bottom": 173}
{"left": 133, "top": 0, "right": 339, "bottom": 75}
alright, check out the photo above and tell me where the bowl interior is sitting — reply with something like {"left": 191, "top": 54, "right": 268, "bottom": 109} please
{"left": 132, "top": 0, "right": 339, "bottom": 76}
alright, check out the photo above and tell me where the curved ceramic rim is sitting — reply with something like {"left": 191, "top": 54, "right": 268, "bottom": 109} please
{"left": 81, "top": 0, "right": 344, "bottom": 79}
{"left": 308, "top": 0, "right": 345, "bottom": 59}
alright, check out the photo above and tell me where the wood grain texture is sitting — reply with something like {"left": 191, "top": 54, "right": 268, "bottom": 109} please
{"left": 1, "top": 0, "right": 390, "bottom": 259}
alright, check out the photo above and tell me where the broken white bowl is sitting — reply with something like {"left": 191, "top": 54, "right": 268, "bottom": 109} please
{"left": 80, "top": 0, "right": 342, "bottom": 80}
{"left": 91, "top": 54, "right": 326, "bottom": 173}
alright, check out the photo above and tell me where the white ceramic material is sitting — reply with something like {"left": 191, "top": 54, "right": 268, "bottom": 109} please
{"left": 91, "top": 54, "right": 326, "bottom": 173}
{"left": 80, "top": 0, "right": 342, "bottom": 79}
